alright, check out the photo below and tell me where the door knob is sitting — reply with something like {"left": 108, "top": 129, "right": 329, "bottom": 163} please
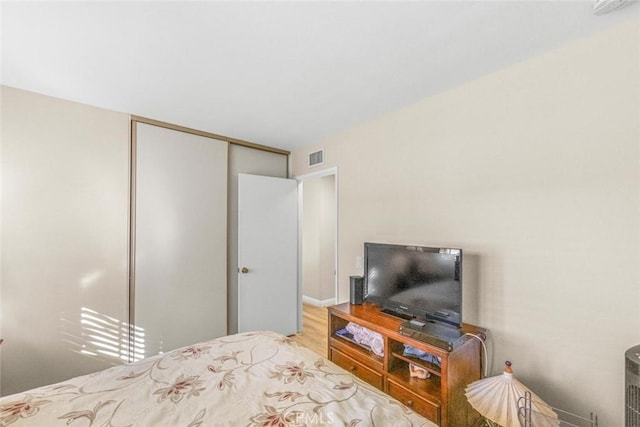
{"left": 240, "top": 267, "right": 249, "bottom": 274}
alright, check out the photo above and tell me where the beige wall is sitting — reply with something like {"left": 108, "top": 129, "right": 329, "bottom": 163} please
{"left": 302, "top": 179, "right": 321, "bottom": 300}
{"left": 302, "top": 174, "right": 336, "bottom": 303}
{"left": 1, "top": 86, "right": 130, "bottom": 394}
{"left": 319, "top": 175, "right": 336, "bottom": 301}
{"left": 292, "top": 18, "right": 640, "bottom": 425}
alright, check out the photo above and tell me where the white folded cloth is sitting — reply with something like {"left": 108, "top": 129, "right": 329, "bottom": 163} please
{"left": 345, "top": 322, "right": 384, "bottom": 356}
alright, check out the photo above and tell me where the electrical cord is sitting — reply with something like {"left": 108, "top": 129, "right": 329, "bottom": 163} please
{"left": 464, "top": 332, "right": 489, "bottom": 378}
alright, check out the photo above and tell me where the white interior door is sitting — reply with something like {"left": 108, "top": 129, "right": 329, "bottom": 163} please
{"left": 238, "top": 174, "right": 298, "bottom": 336}
{"left": 227, "top": 146, "right": 288, "bottom": 335}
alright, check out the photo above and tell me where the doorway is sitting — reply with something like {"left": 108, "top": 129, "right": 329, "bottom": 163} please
{"left": 296, "top": 168, "right": 338, "bottom": 333}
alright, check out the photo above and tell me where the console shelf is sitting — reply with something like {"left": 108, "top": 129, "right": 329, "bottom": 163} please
{"left": 328, "top": 302, "right": 485, "bottom": 426}
{"left": 389, "top": 350, "right": 442, "bottom": 378}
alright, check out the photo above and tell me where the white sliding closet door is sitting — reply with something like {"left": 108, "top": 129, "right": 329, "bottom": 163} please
{"left": 134, "top": 123, "right": 228, "bottom": 358}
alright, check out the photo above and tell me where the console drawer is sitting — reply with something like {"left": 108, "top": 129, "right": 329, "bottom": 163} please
{"left": 330, "top": 348, "right": 383, "bottom": 390}
{"left": 387, "top": 378, "right": 440, "bottom": 423}
{"left": 329, "top": 336, "right": 383, "bottom": 372}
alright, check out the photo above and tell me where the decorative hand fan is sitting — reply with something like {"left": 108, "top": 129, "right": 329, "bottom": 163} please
{"left": 593, "top": 0, "right": 632, "bottom": 16}
{"left": 465, "top": 361, "right": 559, "bottom": 427}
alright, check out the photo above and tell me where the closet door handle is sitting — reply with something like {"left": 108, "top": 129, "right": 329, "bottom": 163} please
{"left": 240, "top": 267, "right": 249, "bottom": 274}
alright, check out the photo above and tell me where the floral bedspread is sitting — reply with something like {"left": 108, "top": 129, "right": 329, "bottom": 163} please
{"left": 0, "top": 331, "right": 433, "bottom": 426}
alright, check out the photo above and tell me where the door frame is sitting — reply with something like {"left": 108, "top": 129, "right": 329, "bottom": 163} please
{"left": 294, "top": 167, "right": 339, "bottom": 331}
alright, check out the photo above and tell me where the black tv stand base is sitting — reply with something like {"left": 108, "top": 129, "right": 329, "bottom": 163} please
{"left": 381, "top": 308, "right": 414, "bottom": 320}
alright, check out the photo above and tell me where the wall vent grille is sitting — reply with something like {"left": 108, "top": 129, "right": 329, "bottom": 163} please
{"left": 308, "top": 149, "right": 324, "bottom": 168}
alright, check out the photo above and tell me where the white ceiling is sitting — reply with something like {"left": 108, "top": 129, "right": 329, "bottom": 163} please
{"left": 1, "top": 1, "right": 638, "bottom": 151}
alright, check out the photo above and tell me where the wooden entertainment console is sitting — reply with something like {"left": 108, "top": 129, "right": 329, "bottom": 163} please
{"left": 327, "top": 302, "right": 485, "bottom": 426}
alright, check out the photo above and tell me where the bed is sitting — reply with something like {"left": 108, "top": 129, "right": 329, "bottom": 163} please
{"left": 0, "top": 331, "right": 434, "bottom": 426}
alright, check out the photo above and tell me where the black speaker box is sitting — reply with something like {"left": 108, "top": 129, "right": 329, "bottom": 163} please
{"left": 349, "top": 276, "right": 364, "bottom": 305}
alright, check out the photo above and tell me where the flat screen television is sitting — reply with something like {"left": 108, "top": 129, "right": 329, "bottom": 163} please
{"left": 364, "top": 242, "right": 462, "bottom": 328}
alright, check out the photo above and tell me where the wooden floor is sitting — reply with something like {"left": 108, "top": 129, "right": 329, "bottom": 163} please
{"left": 292, "top": 303, "right": 329, "bottom": 357}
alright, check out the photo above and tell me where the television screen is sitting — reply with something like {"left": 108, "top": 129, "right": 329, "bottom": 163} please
{"left": 364, "top": 242, "right": 462, "bottom": 327}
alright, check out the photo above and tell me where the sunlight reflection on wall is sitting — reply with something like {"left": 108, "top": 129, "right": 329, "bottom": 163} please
{"left": 62, "top": 308, "right": 145, "bottom": 364}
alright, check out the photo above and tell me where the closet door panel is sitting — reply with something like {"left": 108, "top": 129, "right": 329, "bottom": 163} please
{"left": 134, "top": 123, "right": 227, "bottom": 358}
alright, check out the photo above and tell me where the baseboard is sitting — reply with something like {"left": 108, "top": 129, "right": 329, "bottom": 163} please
{"left": 302, "top": 295, "right": 336, "bottom": 307}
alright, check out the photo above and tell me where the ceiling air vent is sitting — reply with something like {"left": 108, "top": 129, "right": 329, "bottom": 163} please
{"left": 308, "top": 149, "right": 324, "bottom": 168}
